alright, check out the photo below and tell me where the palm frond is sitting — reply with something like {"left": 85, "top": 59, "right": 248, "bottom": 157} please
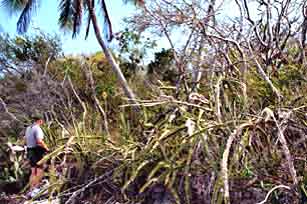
{"left": 16, "top": 0, "right": 39, "bottom": 34}
{"left": 1, "top": 0, "right": 26, "bottom": 14}
{"left": 123, "top": 0, "right": 145, "bottom": 6}
{"left": 1, "top": 0, "right": 39, "bottom": 33}
{"left": 58, "top": 0, "right": 74, "bottom": 31}
{"left": 72, "top": 0, "right": 83, "bottom": 38}
{"left": 84, "top": 12, "right": 91, "bottom": 40}
{"left": 98, "top": 0, "right": 113, "bottom": 41}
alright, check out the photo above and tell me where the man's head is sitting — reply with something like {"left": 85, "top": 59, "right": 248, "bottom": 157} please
{"left": 31, "top": 113, "right": 44, "bottom": 125}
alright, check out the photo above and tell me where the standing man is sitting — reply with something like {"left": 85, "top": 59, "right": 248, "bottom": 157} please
{"left": 25, "top": 113, "right": 49, "bottom": 190}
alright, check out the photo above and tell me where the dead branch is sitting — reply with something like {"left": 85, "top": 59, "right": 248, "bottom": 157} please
{"left": 221, "top": 121, "right": 254, "bottom": 204}
{"left": 67, "top": 76, "right": 87, "bottom": 126}
{"left": 64, "top": 170, "right": 113, "bottom": 204}
{"left": 0, "top": 97, "right": 20, "bottom": 122}
{"left": 256, "top": 185, "right": 291, "bottom": 204}
{"left": 84, "top": 63, "right": 110, "bottom": 137}
{"left": 247, "top": 42, "right": 282, "bottom": 100}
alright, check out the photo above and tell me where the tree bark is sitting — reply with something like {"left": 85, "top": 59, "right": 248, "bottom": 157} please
{"left": 300, "top": 10, "right": 307, "bottom": 64}
{"left": 86, "top": 0, "right": 139, "bottom": 110}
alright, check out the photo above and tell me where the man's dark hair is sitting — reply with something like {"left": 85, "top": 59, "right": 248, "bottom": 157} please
{"left": 31, "top": 112, "right": 44, "bottom": 121}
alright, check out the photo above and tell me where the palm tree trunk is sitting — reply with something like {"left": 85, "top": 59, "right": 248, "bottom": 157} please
{"left": 86, "top": 0, "right": 139, "bottom": 110}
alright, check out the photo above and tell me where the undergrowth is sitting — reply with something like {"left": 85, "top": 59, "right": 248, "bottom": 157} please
{"left": 2, "top": 65, "right": 307, "bottom": 204}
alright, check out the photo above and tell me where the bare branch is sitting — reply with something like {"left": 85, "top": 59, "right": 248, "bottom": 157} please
{"left": 0, "top": 97, "right": 20, "bottom": 122}
{"left": 247, "top": 42, "right": 282, "bottom": 100}
{"left": 256, "top": 185, "right": 291, "bottom": 204}
{"left": 84, "top": 63, "right": 110, "bottom": 137}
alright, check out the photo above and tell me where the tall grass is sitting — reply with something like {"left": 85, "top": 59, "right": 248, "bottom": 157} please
{"left": 6, "top": 65, "right": 306, "bottom": 204}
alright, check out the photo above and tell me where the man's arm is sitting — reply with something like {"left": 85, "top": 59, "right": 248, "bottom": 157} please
{"left": 37, "top": 139, "right": 49, "bottom": 152}
{"left": 23, "top": 136, "right": 26, "bottom": 145}
{"left": 34, "top": 126, "right": 49, "bottom": 152}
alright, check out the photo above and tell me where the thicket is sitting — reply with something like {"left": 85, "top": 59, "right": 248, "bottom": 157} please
{"left": 0, "top": 33, "right": 306, "bottom": 204}
{"left": 1, "top": 1, "right": 307, "bottom": 204}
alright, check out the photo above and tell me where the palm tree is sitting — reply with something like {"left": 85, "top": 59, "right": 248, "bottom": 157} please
{"left": 1, "top": 0, "right": 144, "bottom": 108}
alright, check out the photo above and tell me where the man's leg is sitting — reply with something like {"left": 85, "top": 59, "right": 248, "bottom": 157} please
{"left": 29, "top": 167, "right": 38, "bottom": 189}
{"left": 29, "top": 148, "right": 47, "bottom": 190}
{"left": 36, "top": 167, "right": 45, "bottom": 185}
{"left": 30, "top": 167, "right": 45, "bottom": 188}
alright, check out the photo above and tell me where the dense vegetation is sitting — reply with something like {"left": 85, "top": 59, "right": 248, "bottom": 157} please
{"left": 1, "top": 0, "right": 307, "bottom": 204}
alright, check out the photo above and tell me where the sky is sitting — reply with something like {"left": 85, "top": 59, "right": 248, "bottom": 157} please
{"left": 0, "top": 0, "right": 253, "bottom": 57}
{"left": 0, "top": 0, "right": 137, "bottom": 55}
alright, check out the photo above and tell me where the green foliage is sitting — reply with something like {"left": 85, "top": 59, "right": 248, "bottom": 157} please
{"left": 14, "top": 79, "right": 27, "bottom": 92}
{"left": 0, "top": 32, "right": 61, "bottom": 65}
{"left": 50, "top": 52, "right": 118, "bottom": 98}
{"left": 0, "top": 144, "right": 26, "bottom": 184}
{"left": 116, "top": 28, "right": 157, "bottom": 79}
{"left": 246, "top": 68, "right": 275, "bottom": 108}
{"left": 148, "top": 48, "right": 177, "bottom": 83}
{"left": 116, "top": 28, "right": 157, "bottom": 60}
{"left": 274, "top": 64, "right": 307, "bottom": 103}
{"left": 246, "top": 63, "right": 307, "bottom": 108}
